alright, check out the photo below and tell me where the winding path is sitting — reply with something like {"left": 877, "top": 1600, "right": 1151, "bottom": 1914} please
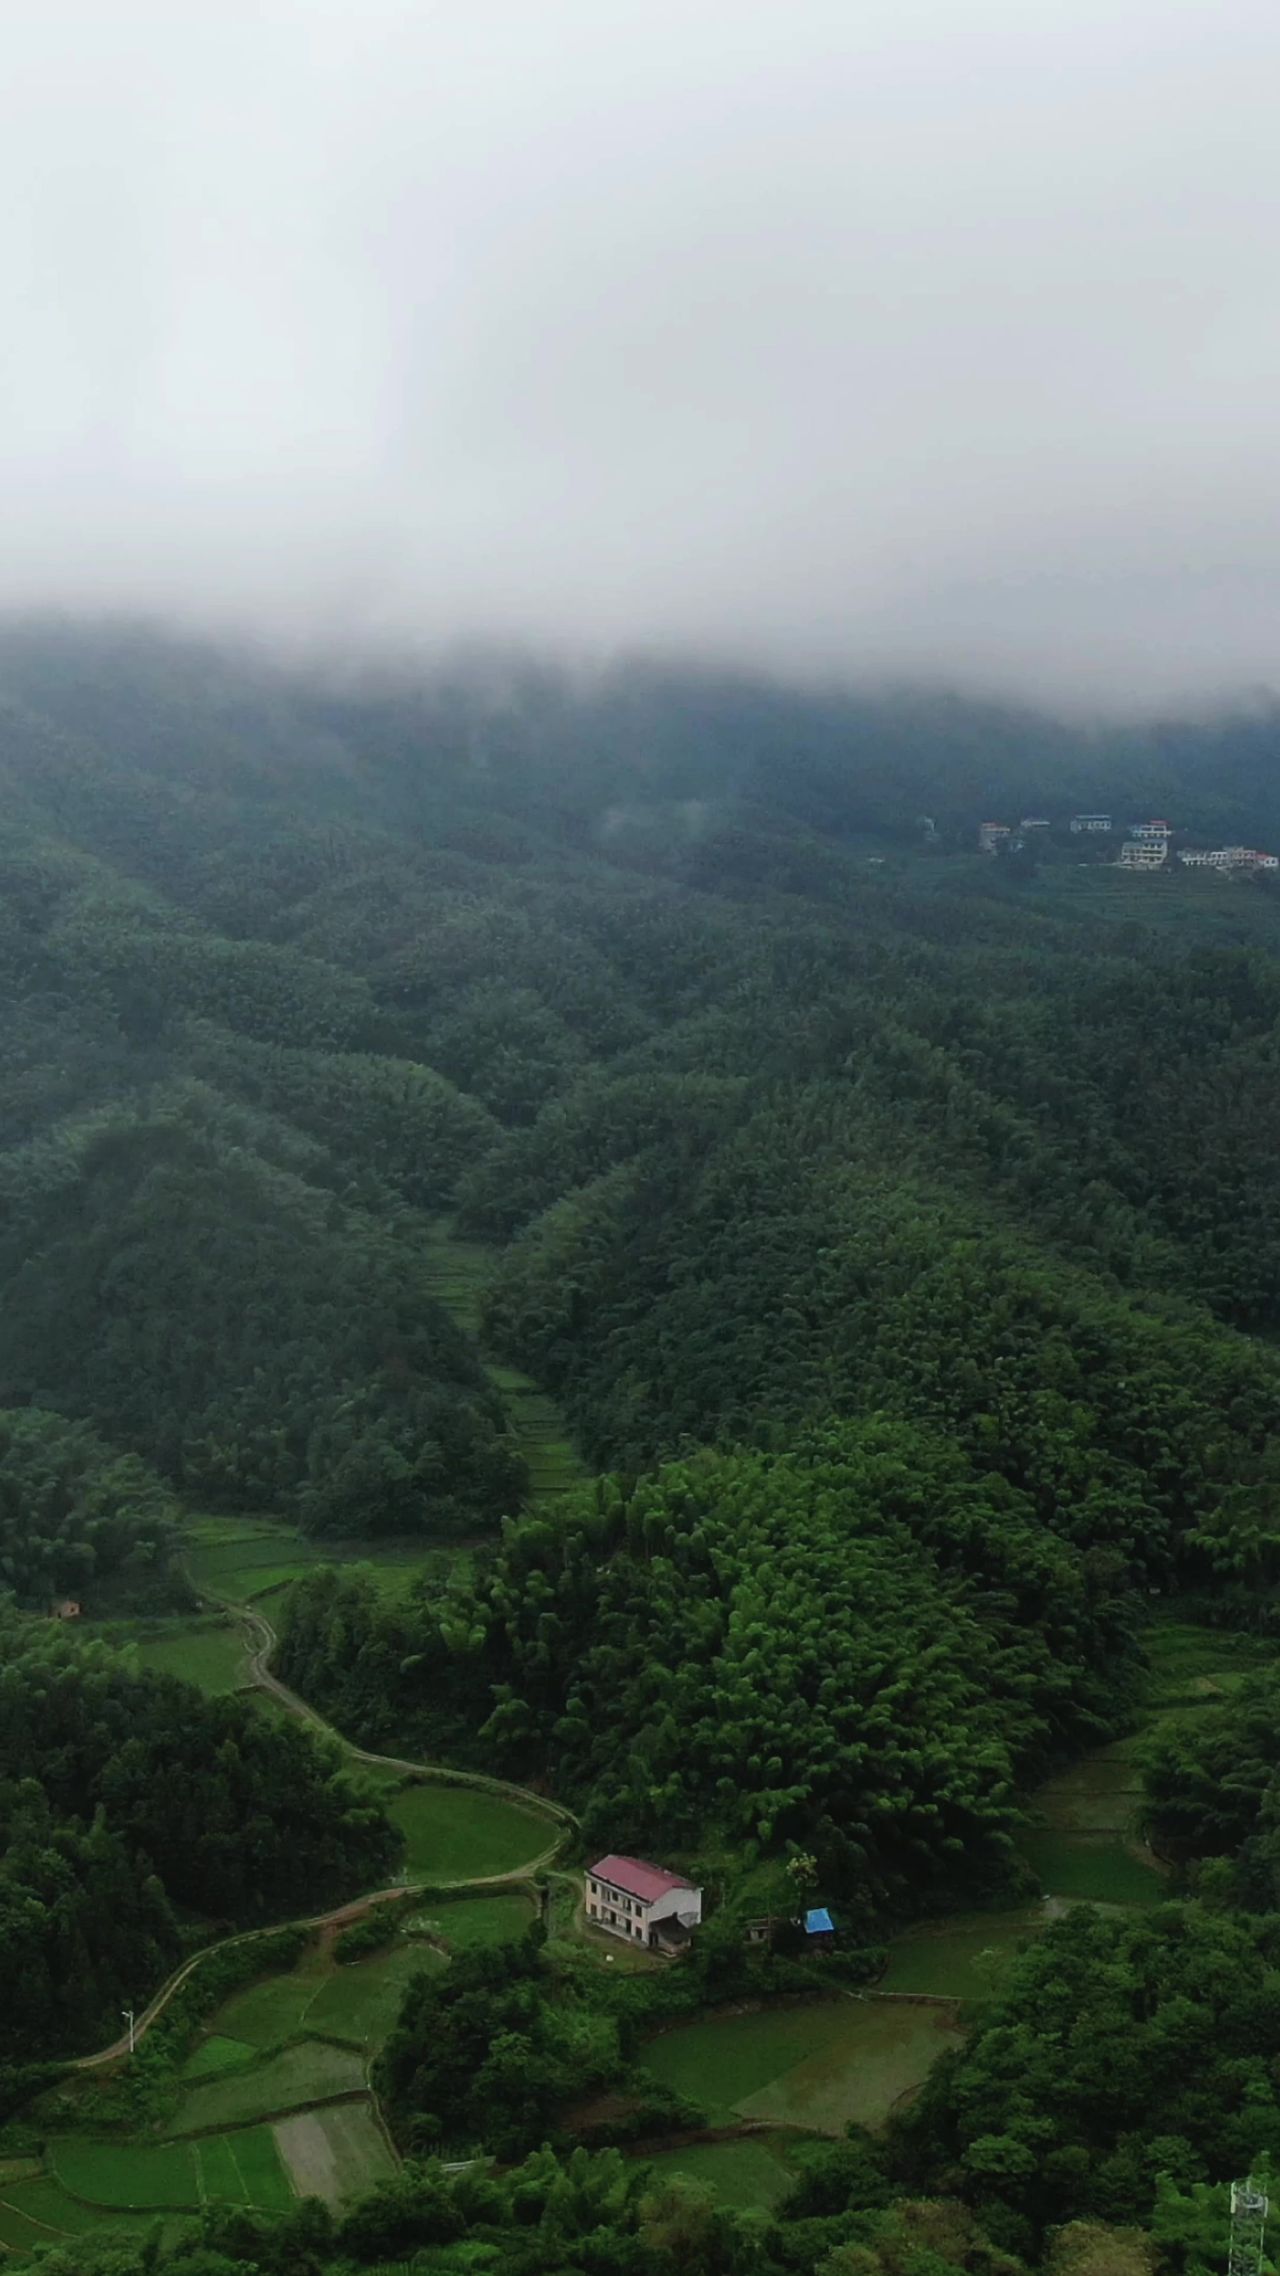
{"left": 71, "top": 1585, "right": 576, "bottom": 2071}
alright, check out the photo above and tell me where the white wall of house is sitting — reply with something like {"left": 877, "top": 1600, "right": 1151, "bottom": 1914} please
{"left": 583, "top": 1872, "right": 702, "bottom": 1946}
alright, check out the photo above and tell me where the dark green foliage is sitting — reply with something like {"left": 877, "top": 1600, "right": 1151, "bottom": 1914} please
{"left": 1144, "top": 1666, "right": 1280, "bottom": 1906}
{"left": 376, "top": 1925, "right": 625, "bottom": 2160}
{"left": 280, "top": 1421, "right": 1132, "bottom": 1912}
{"left": 0, "top": 1613, "right": 398, "bottom": 2058}
{"left": 0, "top": 1090, "right": 524, "bottom": 1529}
{"left": 0, "top": 1407, "right": 176, "bottom": 1608}
{"left": 898, "top": 1904, "right": 1280, "bottom": 2247}
{"left": 333, "top": 1904, "right": 406, "bottom": 1962}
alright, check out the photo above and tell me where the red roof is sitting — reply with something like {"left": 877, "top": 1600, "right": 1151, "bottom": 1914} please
{"left": 589, "top": 1854, "right": 696, "bottom": 1903}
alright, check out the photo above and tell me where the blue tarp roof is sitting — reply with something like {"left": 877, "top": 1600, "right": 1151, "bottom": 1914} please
{"left": 805, "top": 1907, "right": 835, "bottom": 1934}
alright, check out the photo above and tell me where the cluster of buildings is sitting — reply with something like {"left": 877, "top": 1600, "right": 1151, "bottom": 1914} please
{"left": 976, "top": 812, "right": 1279, "bottom": 877}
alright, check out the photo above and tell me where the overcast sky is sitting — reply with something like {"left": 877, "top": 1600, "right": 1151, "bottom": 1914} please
{"left": 4, "top": 1, "right": 1279, "bottom": 704}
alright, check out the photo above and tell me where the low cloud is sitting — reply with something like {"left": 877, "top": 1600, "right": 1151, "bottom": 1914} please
{"left": 4, "top": 1, "right": 1280, "bottom": 705}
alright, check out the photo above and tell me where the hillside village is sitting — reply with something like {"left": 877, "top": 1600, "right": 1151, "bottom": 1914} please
{"left": 977, "top": 811, "right": 1280, "bottom": 873}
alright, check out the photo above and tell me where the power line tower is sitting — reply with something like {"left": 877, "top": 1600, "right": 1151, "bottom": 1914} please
{"left": 1230, "top": 2176, "right": 1269, "bottom": 2276}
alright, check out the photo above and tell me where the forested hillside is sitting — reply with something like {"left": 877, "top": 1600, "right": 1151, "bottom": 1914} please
{"left": 0, "top": 1610, "right": 398, "bottom": 2059}
{"left": 5, "top": 628, "right": 1280, "bottom": 1790}
{"left": 7, "top": 626, "right": 1280, "bottom": 2268}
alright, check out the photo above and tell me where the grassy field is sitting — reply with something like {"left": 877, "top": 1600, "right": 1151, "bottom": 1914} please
{"left": 631, "top": 2133, "right": 800, "bottom": 2209}
{"left": 305, "top": 1944, "right": 444, "bottom": 2046}
{"left": 388, "top": 1779, "right": 553, "bottom": 1879}
{"left": 114, "top": 1614, "right": 249, "bottom": 1694}
{"left": 409, "top": 1891, "right": 538, "bottom": 1948}
{"left": 642, "top": 1998, "right": 961, "bottom": 2134}
{"left": 275, "top": 2103, "right": 397, "bottom": 2207}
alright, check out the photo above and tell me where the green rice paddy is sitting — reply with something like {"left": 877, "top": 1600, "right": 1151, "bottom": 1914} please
{"left": 388, "top": 1779, "right": 554, "bottom": 1879}
{"left": 642, "top": 1998, "right": 960, "bottom": 2133}
{"left": 50, "top": 2126, "right": 293, "bottom": 2213}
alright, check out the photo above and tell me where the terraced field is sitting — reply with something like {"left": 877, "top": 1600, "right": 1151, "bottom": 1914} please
{"left": 423, "top": 1225, "right": 585, "bottom": 1504}
{"left": 184, "top": 1512, "right": 455, "bottom": 1608}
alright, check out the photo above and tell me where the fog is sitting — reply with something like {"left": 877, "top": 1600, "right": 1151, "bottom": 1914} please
{"left": 5, "top": 1, "right": 1280, "bottom": 705}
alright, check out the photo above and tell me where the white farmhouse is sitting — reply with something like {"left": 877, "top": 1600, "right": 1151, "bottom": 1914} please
{"left": 584, "top": 1854, "right": 703, "bottom": 1952}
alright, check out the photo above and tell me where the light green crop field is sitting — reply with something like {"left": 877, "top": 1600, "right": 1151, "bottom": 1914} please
{"left": 389, "top": 1780, "right": 553, "bottom": 1879}
{"left": 186, "top": 1934, "right": 443, "bottom": 2087}
{"left": 195, "top": 2127, "right": 295, "bottom": 2212}
{"left": 632, "top": 2134, "right": 799, "bottom": 2210}
{"left": 173, "top": 2041, "right": 365, "bottom": 2134}
{"left": 274, "top": 2102, "right": 398, "bottom": 2206}
{"left": 642, "top": 1998, "right": 961, "bottom": 2134}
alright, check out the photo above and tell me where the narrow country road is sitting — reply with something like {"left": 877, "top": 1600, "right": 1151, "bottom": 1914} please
{"left": 70, "top": 1584, "right": 575, "bottom": 2070}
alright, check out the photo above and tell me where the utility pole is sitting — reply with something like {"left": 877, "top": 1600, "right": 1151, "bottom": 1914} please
{"left": 121, "top": 2009, "right": 136, "bottom": 2056}
{"left": 1229, "top": 2176, "right": 1269, "bottom": 2276}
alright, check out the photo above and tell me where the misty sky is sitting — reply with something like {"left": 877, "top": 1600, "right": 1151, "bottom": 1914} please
{"left": 5, "top": 1, "right": 1280, "bottom": 703}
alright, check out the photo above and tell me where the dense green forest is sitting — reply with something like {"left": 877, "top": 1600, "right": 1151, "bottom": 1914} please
{"left": 0, "top": 1610, "right": 398, "bottom": 2058}
{"left": 9, "top": 625, "right": 1280, "bottom": 2269}
{"left": 0, "top": 1407, "right": 176, "bottom": 1609}
{"left": 281, "top": 1421, "right": 1132, "bottom": 1899}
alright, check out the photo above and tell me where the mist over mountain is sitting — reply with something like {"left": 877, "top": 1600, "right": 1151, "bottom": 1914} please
{"left": 5, "top": 3, "right": 1280, "bottom": 700}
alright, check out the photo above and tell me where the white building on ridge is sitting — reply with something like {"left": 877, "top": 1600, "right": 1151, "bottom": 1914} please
{"left": 1118, "top": 838, "right": 1168, "bottom": 870}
